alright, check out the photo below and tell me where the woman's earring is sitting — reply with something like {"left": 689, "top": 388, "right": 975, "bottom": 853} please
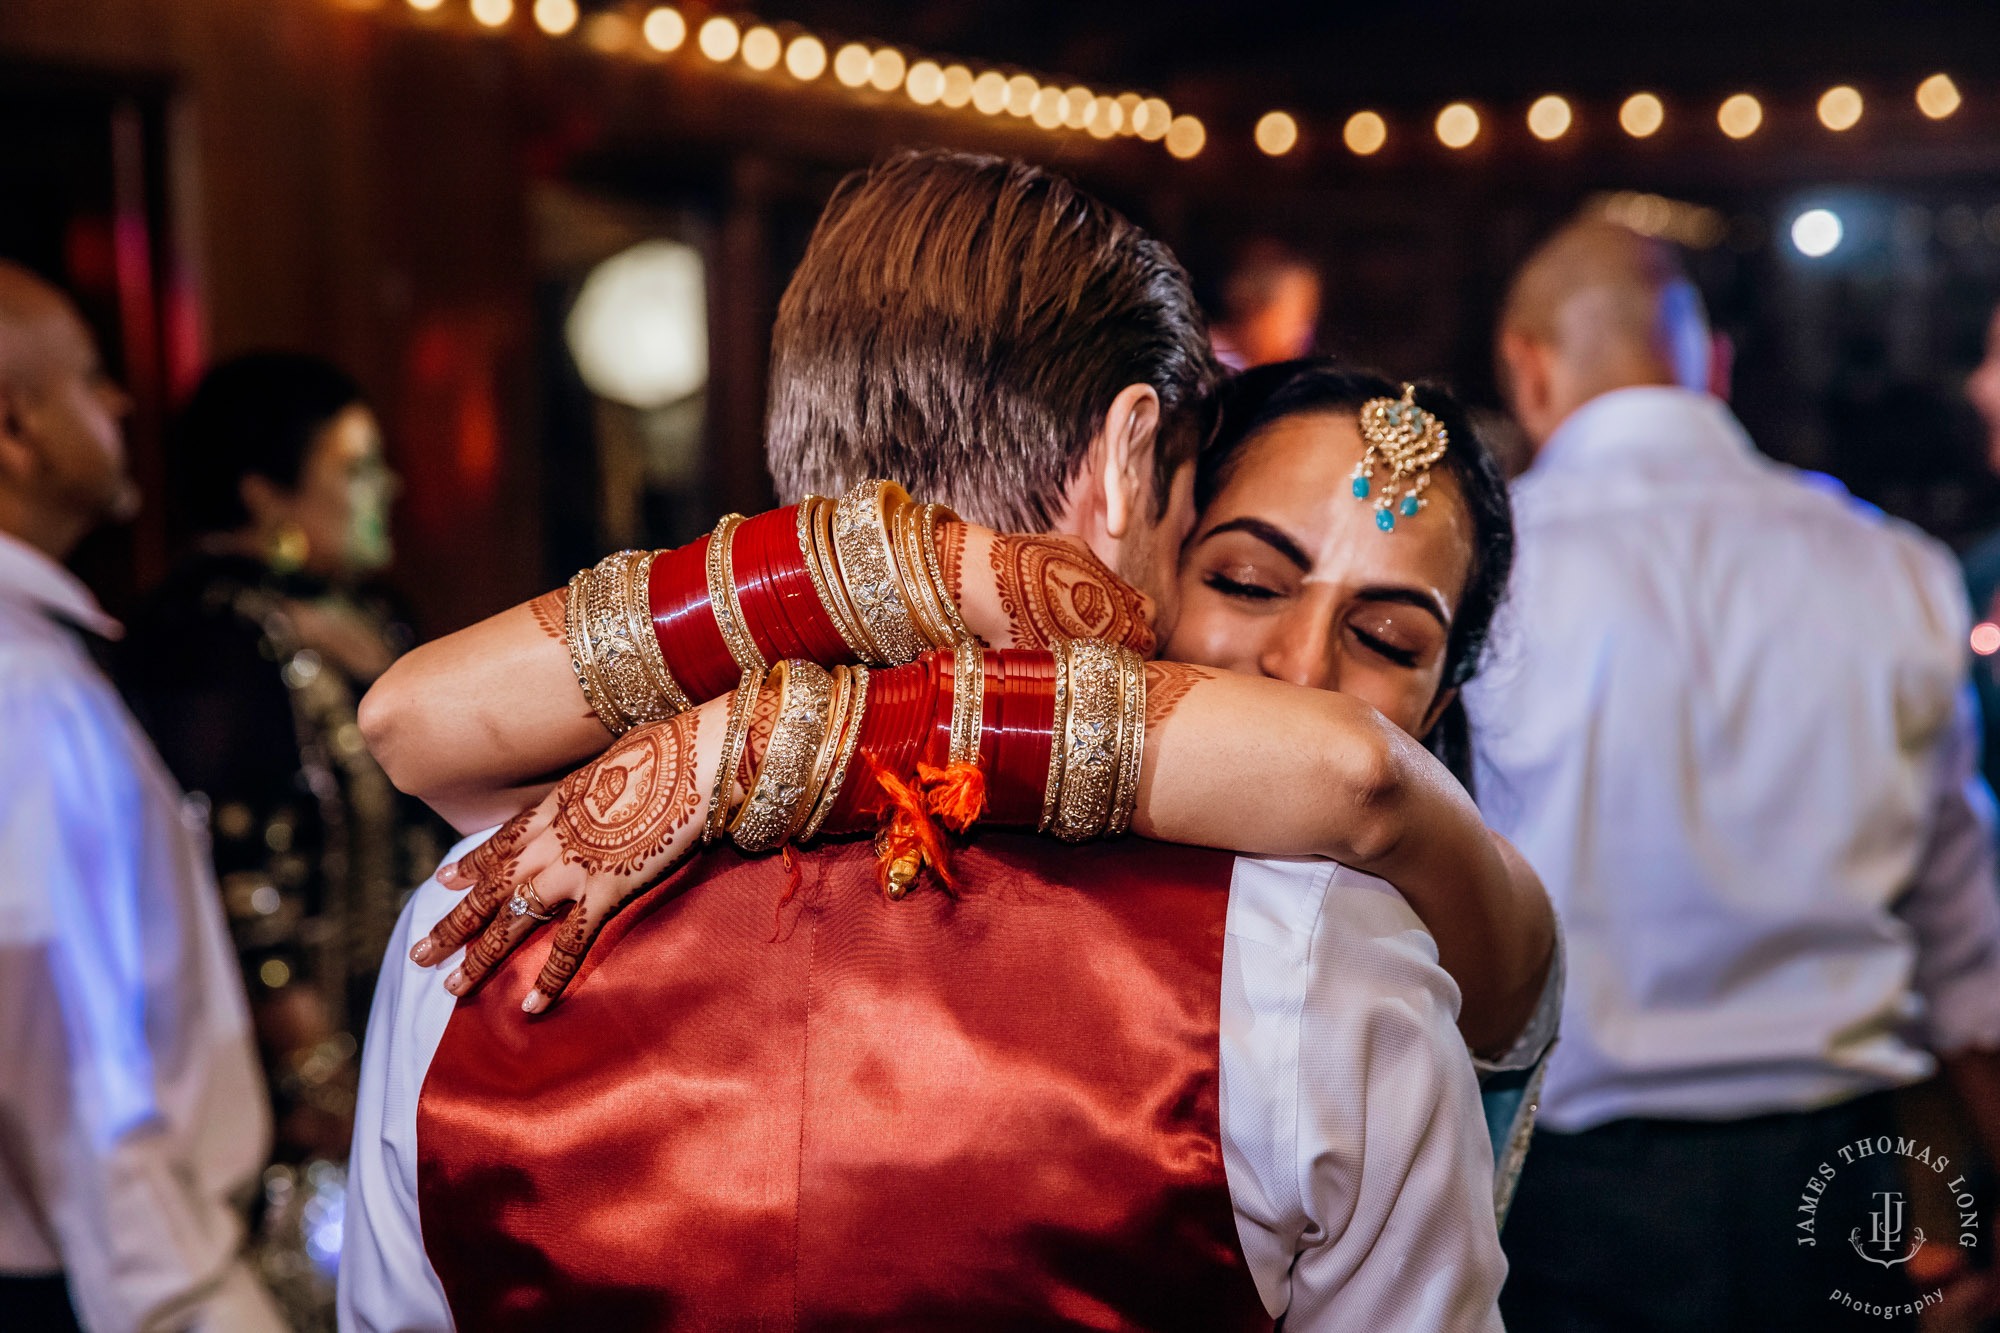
{"left": 268, "top": 521, "right": 310, "bottom": 573}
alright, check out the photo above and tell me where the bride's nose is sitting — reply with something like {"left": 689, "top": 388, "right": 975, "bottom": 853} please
{"left": 1257, "top": 601, "right": 1341, "bottom": 692}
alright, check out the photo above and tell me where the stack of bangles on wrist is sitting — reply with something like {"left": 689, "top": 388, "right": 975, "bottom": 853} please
{"left": 563, "top": 480, "right": 977, "bottom": 737}
{"left": 710, "top": 642, "right": 1147, "bottom": 897}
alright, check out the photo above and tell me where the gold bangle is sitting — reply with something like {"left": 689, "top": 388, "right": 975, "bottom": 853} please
{"left": 705, "top": 669, "right": 764, "bottom": 845}
{"left": 798, "top": 497, "right": 876, "bottom": 663}
{"left": 948, "top": 645, "right": 984, "bottom": 767}
{"left": 797, "top": 662, "right": 868, "bottom": 843}
{"left": 1052, "top": 640, "right": 1123, "bottom": 842}
{"left": 1107, "top": 646, "right": 1145, "bottom": 836}
{"left": 624, "top": 550, "right": 693, "bottom": 716}
{"left": 832, "top": 479, "right": 926, "bottom": 666}
{"left": 816, "top": 497, "right": 885, "bottom": 663}
{"left": 891, "top": 502, "right": 949, "bottom": 649}
{"left": 795, "top": 665, "right": 854, "bottom": 842}
{"left": 1039, "top": 638, "right": 1071, "bottom": 834}
{"left": 918, "top": 503, "right": 978, "bottom": 647}
{"left": 731, "top": 659, "right": 833, "bottom": 855}
{"left": 564, "top": 568, "right": 625, "bottom": 736}
{"left": 707, "top": 513, "right": 767, "bottom": 677}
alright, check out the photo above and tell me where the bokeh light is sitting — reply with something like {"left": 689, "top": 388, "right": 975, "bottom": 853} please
{"left": 941, "top": 65, "right": 975, "bottom": 108}
{"left": 1436, "top": 103, "right": 1480, "bottom": 149}
{"left": 1134, "top": 98, "right": 1172, "bottom": 141}
{"left": 641, "top": 6, "right": 685, "bottom": 52}
{"left": 407, "top": 0, "right": 445, "bottom": 11}
{"left": 1718, "top": 93, "right": 1763, "bottom": 139}
{"left": 1917, "top": 73, "right": 1962, "bottom": 120}
{"left": 1817, "top": 86, "right": 1862, "bottom": 131}
{"left": 906, "top": 60, "right": 944, "bottom": 105}
{"left": 1344, "top": 110, "right": 1388, "bottom": 155}
{"left": 1790, "top": 208, "right": 1843, "bottom": 258}
{"left": 1062, "top": 87, "right": 1093, "bottom": 130}
{"left": 1116, "top": 93, "right": 1142, "bottom": 135}
{"left": 1165, "top": 114, "right": 1206, "bottom": 159}
{"left": 784, "top": 35, "right": 825, "bottom": 80}
{"left": 470, "top": 0, "right": 512, "bottom": 27}
{"left": 1087, "top": 96, "right": 1121, "bottom": 139}
{"left": 971, "top": 71, "right": 1008, "bottom": 115}
{"left": 868, "top": 48, "right": 906, "bottom": 93}
{"left": 1527, "top": 95, "right": 1572, "bottom": 141}
{"left": 1619, "top": 93, "right": 1664, "bottom": 137}
{"left": 1005, "top": 74, "right": 1039, "bottom": 117}
{"left": 696, "top": 16, "right": 739, "bottom": 62}
{"left": 1255, "top": 111, "right": 1299, "bottom": 155}
{"left": 1031, "top": 86, "right": 1064, "bottom": 129}
{"left": 739, "top": 26, "right": 780, "bottom": 71}
{"left": 832, "top": 43, "right": 871, "bottom": 88}
{"left": 532, "top": 0, "right": 576, "bottom": 36}
{"left": 1973, "top": 623, "right": 2000, "bottom": 656}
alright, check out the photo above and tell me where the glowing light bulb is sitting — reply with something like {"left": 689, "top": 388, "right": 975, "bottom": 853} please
{"left": 1343, "top": 110, "right": 1387, "bottom": 155}
{"left": 1527, "top": 95, "right": 1572, "bottom": 141}
{"left": 1255, "top": 111, "right": 1299, "bottom": 155}
{"left": 971, "top": 71, "right": 1008, "bottom": 115}
{"left": 785, "top": 35, "right": 825, "bottom": 81}
{"left": 1791, "top": 208, "right": 1842, "bottom": 258}
{"left": 1134, "top": 98, "right": 1171, "bottom": 141}
{"left": 740, "top": 26, "right": 780, "bottom": 71}
{"left": 1619, "top": 93, "right": 1664, "bottom": 138}
{"left": 1005, "top": 74, "right": 1039, "bottom": 118}
{"left": 407, "top": 0, "right": 444, "bottom": 11}
{"left": 868, "top": 48, "right": 906, "bottom": 93}
{"left": 832, "top": 43, "right": 871, "bottom": 88}
{"left": 641, "top": 6, "right": 685, "bottom": 52}
{"left": 1817, "top": 85, "right": 1862, "bottom": 131}
{"left": 696, "top": 16, "right": 738, "bottom": 61}
{"left": 1061, "top": 87, "right": 1092, "bottom": 130}
{"left": 1973, "top": 622, "right": 2000, "bottom": 655}
{"left": 1917, "top": 73, "right": 1961, "bottom": 120}
{"left": 940, "top": 65, "right": 974, "bottom": 108}
{"left": 906, "top": 61, "right": 944, "bottom": 105}
{"left": 1031, "top": 86, "right": 1064, "bottom": 129}
{"left": 1115, "top": 93, "right": 1142, "bottom": 135}
{"left": 1165, "top": 114, "right": 1206, "bottom": 159}
{"left": 1435, "top": 103, "right": 1479, "bottom": 149}
{"left": 1087, "top": 96, "right": 1120, "bottom": 139}
{"left": 532, "top": 0, "right": 576, "bottom": 35}
{"left": 470, "top": 0, "right": 512, "bottom": 27}
{"left": 583, "top": 11, "right": 634, "bottom": 51}
{"left": 1718, "top": 93, "right": 1762, "bottom": 139}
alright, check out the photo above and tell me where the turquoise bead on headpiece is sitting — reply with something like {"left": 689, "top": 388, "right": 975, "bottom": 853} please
{"left": 1351, "top": 383, "right": 1449, "bottom": 534}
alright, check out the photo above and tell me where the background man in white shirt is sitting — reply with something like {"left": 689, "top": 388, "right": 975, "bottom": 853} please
{"left": 1471, "top": 218, "right": 2000, "bottom": 1329}
{"left": 0, "top": 260, "right": 285, "bottom": 1333}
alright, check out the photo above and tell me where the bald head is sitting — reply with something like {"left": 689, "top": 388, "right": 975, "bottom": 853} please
{"left": 1497, "top": 218, "right": 1711, "bottom": 450}
{"left": 0, "top": 261, "right": 135, "bottom": 558}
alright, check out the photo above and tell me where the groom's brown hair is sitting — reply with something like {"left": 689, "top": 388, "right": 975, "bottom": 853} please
{"left": 765, "top": 149, "right": 1218, "bottom": 533}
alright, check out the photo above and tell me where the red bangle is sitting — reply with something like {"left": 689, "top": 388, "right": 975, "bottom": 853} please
{"left": 923, "top": 649, "right": 957, "bottom": 771}
{"left": 985, "top": 650, "right": 1056, "bottom": 827}
{"left": 649, "top": 536, "right": 739, "bottom": 702}
{"left": 733, "top": 508, "right": 812, "bottom": 665}
{"left": 822, "top": 658, "right": 936, "bottom": 833}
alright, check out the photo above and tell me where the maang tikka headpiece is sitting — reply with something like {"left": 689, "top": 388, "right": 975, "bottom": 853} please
{"left": 1352, "top": 384, "right": 1450, "bottom": 532}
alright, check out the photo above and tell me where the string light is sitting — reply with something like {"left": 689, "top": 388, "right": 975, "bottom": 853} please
{"left": 1343, "top": 110, "right": 1387, "bottom": 155}
{"left": 1134, "top": 98, "right": 1171, "bottom": 141}
{"left": 1917, "top": 73, "right": 1961, "bottom": 119}
{"left": 1062, "top": 87, "right": 1093, "bottom": 131}
{"left": 785, "top": 35, "right": 825, "bottom": 80}
{"left": 583, "top": 10, "right": 633, "bottom": 51}
{"left": 740, "top": 25, "right": 781, "bottom": 71}
{"left": 696, "top": 16, "right": 739, "bottom": 62}
{"left": 1005, "top": 74, "right": 1038, "bottom": 117}
{"left": 1718, "top": 93, "right": 1762, "bottom": 139}
{"left": 1087, "top": 96, "right": 1121, "bottom": 139}
{"left": 1817, "top": 85, "right": 1862, "bottom": 131}
{"left": 832, "top": 42, "right": 870, "bottom": 88}
{"left": 1255, "top": 111, "right": 1299, "bottom": 155}
{"left": 1031, "top": 86, "right": 1064, "bottom": 129}
{"left": 1436, "top": 103, "right": 1479, "bottom": 149}
{"left": 532, "top": 0, "right": 576, "bottom": 36}
{"left": 1165, "top": 114, "right": 1206, "bottom": 159}
{"left": 641, "top": 6, "right": 684, "bottom": 52}
{"left": 406, "top": 0, "right": 444, "bottom": 11}
{"left": 868, "top": 48, "right": 906, "bottom": 93}
{"left": 941, "top": 65, "right": 974, "bottom": 108}
{"left": 906, "top": 60, "right": 944, "bottom": 105}
{"left": 469, "top": 0, "right": 512, "bottom": 28}
{"left": 1116, "top": 93, "right": 1142, "bottom": 136}
{"left": 1527, "top": 95, "right": 1572, "bottom": 141}
{"left": 971, "top": 70, "right": 1007, "bottom": 115}
{"left": 1619, "top": 93, "right": 1664, "bottom": 138}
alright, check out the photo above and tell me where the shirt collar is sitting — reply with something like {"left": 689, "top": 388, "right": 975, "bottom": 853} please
{"left": 1530, "top": 385, "right": 1751, "bottom": 478}
{"left": 0, "top": 529, "right": 124, "bottom": 640}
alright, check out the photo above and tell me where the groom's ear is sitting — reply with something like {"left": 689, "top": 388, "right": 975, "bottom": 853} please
{"left": 1094, "top": 383, "right": 1161, "bottom": 542}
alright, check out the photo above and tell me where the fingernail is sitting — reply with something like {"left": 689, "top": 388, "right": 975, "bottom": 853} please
{"left": 409, "top": 939, "right": 434, "bottom": 965}
{"left": 438, "top": 863, "right": 461, "bottom": 884}
{"left": 522, "top": 990, "right": 548, "bottom": 1014}
{"left": 445, "top": 968, "right": 465, "bottom": 994}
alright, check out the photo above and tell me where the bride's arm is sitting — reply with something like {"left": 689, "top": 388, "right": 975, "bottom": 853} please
{"left": 413, "top": 658, "right": 1555, "bottom": 1058}
{"left": 359, "top": 523, "right": 1147, "bottom": 832}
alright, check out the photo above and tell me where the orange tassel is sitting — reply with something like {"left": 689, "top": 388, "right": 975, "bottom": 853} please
{"left": 769, "top": 844, "right": 806, "bottom": 938}
{"left": 918, "top": 760, "right": 987, "bottom": 833}
{"left": 862, "top": 752, "right": 957, "bottom": 897}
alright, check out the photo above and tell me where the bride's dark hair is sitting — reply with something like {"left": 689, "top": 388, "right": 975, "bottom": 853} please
{"left": 1197, "top": 358, "right": 1514, "bottom": 795}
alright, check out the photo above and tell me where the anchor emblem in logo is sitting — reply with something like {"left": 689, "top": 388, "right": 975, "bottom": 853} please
{"left": 1850, "top": 1191, "right": 1926, "bottom": 1269}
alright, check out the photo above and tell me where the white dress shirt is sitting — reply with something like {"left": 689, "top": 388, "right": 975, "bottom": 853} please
{"left": 1466, "top": 385, "right": 2000, "bottom": 1132}
{"left": 341, "top": 838, "right": 1507, "bottom": 1333}
{"left": 0, "top": 530, "right": 285, "bottom": 1333}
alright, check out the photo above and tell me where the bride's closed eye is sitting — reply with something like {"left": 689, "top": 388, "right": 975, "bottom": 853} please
{"left": 1203, "top": 564, "right": 1288, "bottom": 603}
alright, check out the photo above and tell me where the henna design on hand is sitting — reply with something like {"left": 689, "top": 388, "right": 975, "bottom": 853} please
{"left": 1144, "top": 662, "right": 1214, "bottom": 729}
{"left": 550, "top": 716, "right": 704, "bottom": 878}
{"left": 528, "top": 587, "right": 567, "bottom": 643}
{"left": 420, "top": 807, "right": 537, "bottom": 961}
{"left": 991, "top": 534, "right": 1156, "bottom": 654}
{"left": 735, "top": 680, "right": 780, "bottom": 797}
{"left": 938, "top": 520, "right": 967, "bottom": 617}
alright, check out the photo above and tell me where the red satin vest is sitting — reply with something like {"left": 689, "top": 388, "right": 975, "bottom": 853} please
{"left": 416, "top": 835, "right": 1273, "bottom": 1332}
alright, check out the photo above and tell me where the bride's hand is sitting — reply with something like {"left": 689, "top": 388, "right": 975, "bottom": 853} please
{"left": 407, "top": 706, "right": 719, "bottom": 1012}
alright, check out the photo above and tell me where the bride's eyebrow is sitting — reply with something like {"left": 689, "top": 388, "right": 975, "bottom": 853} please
{"left": 1196, "top": 517, "right": 1311, "bottom": 573}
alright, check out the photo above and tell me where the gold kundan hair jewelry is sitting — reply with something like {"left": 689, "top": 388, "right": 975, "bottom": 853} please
{"left": 1353, "top": 383, "right": 1450, "bottom": 533}
{"left": 730, "top": 659, "right": 833, "bottom": 854}
{"left": 832, "top": 480, "right": 927, "bottom": 666}
{"left": 705, "top": 670, "right": 765, "bottom": 845}
{"left": 706, "top": 513, "right": 768, "bottom": 677}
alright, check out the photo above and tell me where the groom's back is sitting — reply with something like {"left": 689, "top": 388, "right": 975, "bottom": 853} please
{"left": 415, "top": 836, "right": 1270, "bottom": 1332}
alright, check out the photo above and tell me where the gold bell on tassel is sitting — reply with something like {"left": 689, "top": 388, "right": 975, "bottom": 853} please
{"left": 883, "top": 852, "right": 923, "bottom": 900}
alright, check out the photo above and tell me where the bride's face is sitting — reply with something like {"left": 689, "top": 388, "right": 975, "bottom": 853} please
{"left": 1165, "top": 410, "right": 1475, "bottom": 741}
